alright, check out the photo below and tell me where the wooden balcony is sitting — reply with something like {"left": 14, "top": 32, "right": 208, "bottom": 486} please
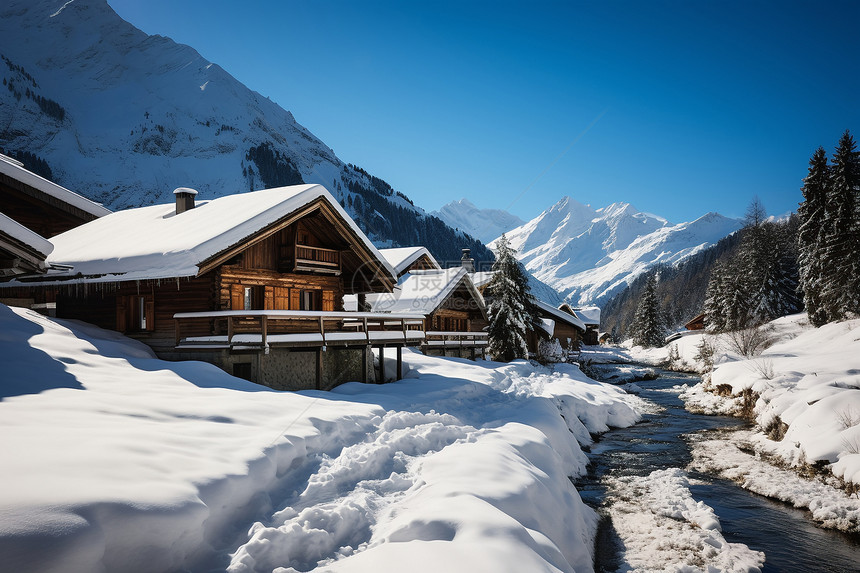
{"left": 279, "top": 245, "right": 341, "bottom": 274}
{"left": 173, "top": 309, "right": 426, "bottom": 385}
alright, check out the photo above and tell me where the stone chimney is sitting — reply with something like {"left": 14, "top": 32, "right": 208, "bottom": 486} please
{"left": 173, "top": 187, "right": 198, "bottom": 214}
{"left": 460, "top": 248, "right": 475, "bottom": 272}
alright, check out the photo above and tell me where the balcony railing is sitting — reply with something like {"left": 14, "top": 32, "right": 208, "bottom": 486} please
{"left": 422, "top": 331, "right": 488, "bottom": 359}
{"left": 173, "top": 310, "right": 425, "bottom": 351}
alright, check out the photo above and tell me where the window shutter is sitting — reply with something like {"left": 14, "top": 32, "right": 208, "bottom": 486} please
{"left": 290, "top": 288, "right": 300, "bottom": 310}
{"left": 322, "top": 290, "right": 334, "bottom": 312}
{"left": 274, "top": 287, "right": 289, "bottom": 310}
{"left": 145, "top": 299, "right": 155, "bottom": 332}
{"left": 116, "top": 296, "right": 127, "bottom": 332}
{"left": 264, "top": 286, "right": 274, "bottom": 310}
{"left": 231, "top": 284, "right": 244, "bottom": 310}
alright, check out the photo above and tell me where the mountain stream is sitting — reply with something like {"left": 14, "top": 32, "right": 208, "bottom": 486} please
{"left": 576, "top": 367, "right": 860, "bottom": 572}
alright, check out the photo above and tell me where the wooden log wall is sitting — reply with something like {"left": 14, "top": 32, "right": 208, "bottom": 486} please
{"left": 219, "top": 266, "right": 344, "bottom": 312}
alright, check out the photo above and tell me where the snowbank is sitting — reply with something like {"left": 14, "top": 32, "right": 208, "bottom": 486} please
{"left": 0, "top": 305, "right": 641, "bottom": 573}
{"left": 678, "top": 314, "right": 860, "bottom": 491}
{"left": 689, "top": 430, "right": 860, "bottom": 532}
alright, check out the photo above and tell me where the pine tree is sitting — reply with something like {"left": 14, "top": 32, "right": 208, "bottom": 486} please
{"left": 486, "top": 234, "right": 539, "bottom": 361}
{"left": 704, "top": 261, "right": 727, "bottom": 332}
{"left": 631, "top": 275, "right": 665, "bottom": 347}
{"left": 797, "top": 147, "right": 830, "bottom": 326}
{"left": 822, "top": 130, "right": 860, "bottom": 319}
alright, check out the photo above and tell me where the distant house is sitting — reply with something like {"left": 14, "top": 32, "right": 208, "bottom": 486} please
{"left": 0, "top": 153, "right": 110, "bottom": 237}
{"left": 563, "top": 304, "right": 600, "bottom": 345}
{"left": 379, "top": 246, "right": 441, "bottom": 278}
{"left": 533, "top": 300, "right": 585, "bottom": 354}
{"left": 371, "top": 250, "right": 489, "bottom": 358}
{"left": 0, "top": 184, "right": 422, "bottom": 390}
{"left": 685, "top": 313, "right": 706, "bottom": 331}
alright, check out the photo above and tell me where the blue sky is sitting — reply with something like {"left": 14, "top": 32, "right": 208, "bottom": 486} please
{"left": 108, "top": 0, "right": 858, "bottom": 223}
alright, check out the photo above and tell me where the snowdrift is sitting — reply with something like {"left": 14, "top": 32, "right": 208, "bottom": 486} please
{"left": 0, "top": 304, "right": 640, "bottom": 573}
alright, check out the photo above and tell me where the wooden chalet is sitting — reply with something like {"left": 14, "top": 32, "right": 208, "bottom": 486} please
{"left": 0, "top": 153, "right": 110, "bottom": 238}
{"left": 562, "top": 303, "right": 601, "bottom": 345}
{"left": 371, "top": 265, "right": 489, "bottom": 358}
{"left": 379, "top": 246, "right": 440, "bottom": 278}
{"left": 685, "top": 313, "right": 706, "bottom": 331}
{"left": 531, "top": 300, "right": 586, "bottom": 356}
{"left": 0, "top": 213, "right": 53, "bottom": 281}
{"left": 0, "top": 184, "right": 425, "bottom": 390}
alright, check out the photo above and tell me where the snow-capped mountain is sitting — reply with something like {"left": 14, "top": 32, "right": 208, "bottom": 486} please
{"left": 0, "top": 0, "right": 490, "bottom": 264}
{"left": 433, "top": 198, "right": 525, "bottom": 244}
{"left": 494, "top": 197, "right": 742, "bottom": 307}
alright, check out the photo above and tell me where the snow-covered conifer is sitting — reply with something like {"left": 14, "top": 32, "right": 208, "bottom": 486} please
{"left": 486, "top": 234, "right": 540, "bottom": 361}
{"left": 704, "top": 261, "right": 728, "bottom": 333}
{"left": 797, "top": 147, "right": 830, "bottom": 326}
{"left": 822, "top": 130, "right": 860, "bottom": 319}
{"left": 631, "top": 274, "right": 665, "bottom": 347}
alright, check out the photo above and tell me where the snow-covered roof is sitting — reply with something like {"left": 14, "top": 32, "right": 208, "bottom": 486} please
{"left": 536, "top": 300, "right": 586, "bottom": 331}
{"left": 16, "top": 184, "right": 396, "bottom": 284}
{"left": 0, "top": 153, "right": 111, "bottom": 219}
{"left": 470, "top": 270, "right": 495, "bottom": 289}
{"left": 573, "top": 306, "right": 601, "bottom": 326}
{"left": 371, "top": 267, "right": 485, "bottom": 316}
{"left": 378, "top": 246, "right": 440, "bottom": 276}
{"left": 0, "top": 213, "right": 53, "bottom": 259}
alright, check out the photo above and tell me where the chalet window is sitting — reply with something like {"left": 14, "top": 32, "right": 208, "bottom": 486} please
{"left": 300, "top": 289, "right": 318, "bottom": 311}
{"left": 116, "top": 294, "right": 154, "bottom": 333}
{"left": 231, "top": 284, "right": 264, "bottom": 310}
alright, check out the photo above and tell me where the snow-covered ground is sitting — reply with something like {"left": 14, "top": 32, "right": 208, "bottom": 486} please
{"left": 0, "top": 304, "right": 643, "bottom": 573}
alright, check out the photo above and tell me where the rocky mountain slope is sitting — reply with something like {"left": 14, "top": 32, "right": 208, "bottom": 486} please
{"left": 493, "top": 196, "right": 742, "bottom": 307}
{"left": 0, "top": 0, "right": 491, "bottom": 265}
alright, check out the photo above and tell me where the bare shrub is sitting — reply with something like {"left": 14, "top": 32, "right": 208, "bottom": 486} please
{"left": 835, "top": 406, "right": 860, "bottom": 430}
{"left": 764, "top": 415, "right": 788, "bottom": 441}
{"left": 724, "top": 325, "right": 775, "bottom": 358}
{"left": 749, "top": 357, "right": 775, "bottom": 380}
{"left": 740, "top": 388, "right": 758, "bottom": 419}
{"left": 844, "top": 435, "right": 860, "bottom": 455}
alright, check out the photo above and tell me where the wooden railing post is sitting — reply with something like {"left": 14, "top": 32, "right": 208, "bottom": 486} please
{"left": 227, "top": 316, "right": 234, "bottom": 345}
{"left": 175, "top": 318, "right": 180, "bottom": 347}
{"left": 261, "top": 315, "right": 268, "bottom": 351}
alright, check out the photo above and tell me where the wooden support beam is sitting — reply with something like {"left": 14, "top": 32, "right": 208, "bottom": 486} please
{"left": 261, "top": 315, "right": 268, "bottom": 350}
{"left": 227, "top": 317, "right": 234, "bottom": 345}
{"left": 174, "top": 318, "right": 180, "bottom": 347}
{"left": 362, "top": 346, "right": 368, "bottom": 384}
{"left": 396, "top": 346, "right": 402, "bottom": 381}
{"left": 378, "top": 347, "right": 384, "bottom": 384}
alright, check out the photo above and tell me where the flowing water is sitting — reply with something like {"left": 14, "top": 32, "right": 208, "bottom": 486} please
{"left": 576, "top": 367, "right": 860, "bottom": 572}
